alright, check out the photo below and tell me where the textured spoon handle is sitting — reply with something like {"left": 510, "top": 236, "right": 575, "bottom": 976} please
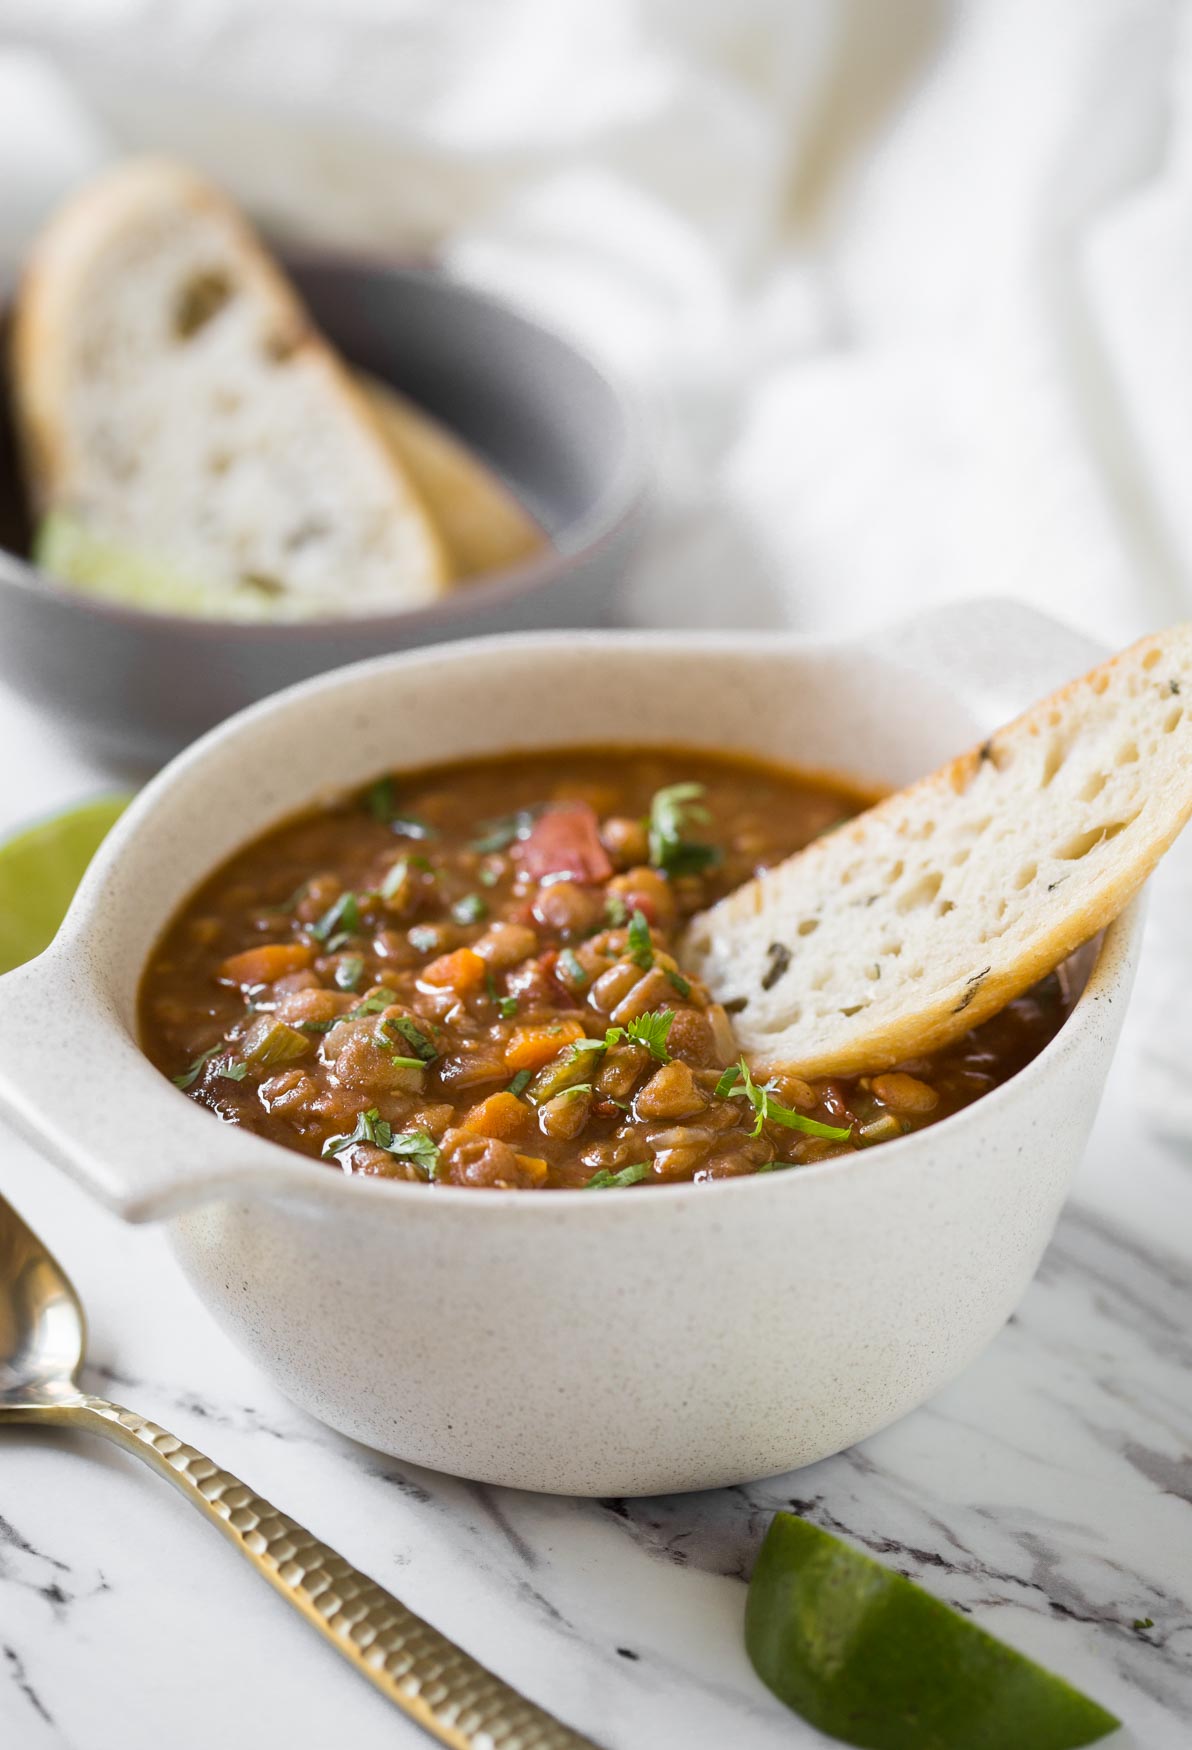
{"left": 65, "top": 1396, "right": 597, "bottom": 1749}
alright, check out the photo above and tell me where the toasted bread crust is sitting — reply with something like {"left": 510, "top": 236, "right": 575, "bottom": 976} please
{"left": 360, "top": 374, "right": 546, "bottom": 578}
{"left": 684, "top": 625, "right": 1192, "bottom": 1076}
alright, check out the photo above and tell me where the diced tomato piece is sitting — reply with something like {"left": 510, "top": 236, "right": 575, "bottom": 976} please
{"left": 518, "top": 802, "right": 612, "bottom": 884}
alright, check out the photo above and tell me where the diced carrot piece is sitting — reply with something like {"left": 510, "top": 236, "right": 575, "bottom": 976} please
{"left": 218, "top": 942, "right": 313, "bottom": 987}
{"left": 514, "top": 1154, "right": 550, "bottom": 1186}
{"left": 420, "top": 947, "right": 488, "bottom": 993}
{"left": 504, "top": 1019, "right": 586, "bottom": 1073}
{"left": 464, "top": 1091, "right": 532, "bottom": 1141}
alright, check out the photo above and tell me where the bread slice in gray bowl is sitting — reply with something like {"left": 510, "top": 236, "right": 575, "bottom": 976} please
{"left": 0, "top": 251, "right": 645, "bottom": 768}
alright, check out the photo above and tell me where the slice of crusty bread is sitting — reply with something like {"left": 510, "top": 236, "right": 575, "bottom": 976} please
{"left": 359, "top": 375, "right": 547, "bottom": 579}
{"left": 12, "top": 158, "right": 450, "bottom": 619}
{"left": 684, "top": 625, "right": 1192, "bottom": 1077}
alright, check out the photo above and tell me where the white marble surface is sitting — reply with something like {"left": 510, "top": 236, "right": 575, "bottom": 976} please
{"left": 0, "top": 677, "right": 1190, "bottom": 1750}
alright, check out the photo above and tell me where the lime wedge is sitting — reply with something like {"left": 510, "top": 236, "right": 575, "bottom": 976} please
{"left": 0, "top": 795, "right": 132, "bottom": 974}
{"left": 35, "top": 511, "right": 309, "bottom": 621}
{"left": 35, "top": 510, "right": 226, "bottom": 617}
{"left": 746, "top": 1514, "right": 1119, "bottom": 1750}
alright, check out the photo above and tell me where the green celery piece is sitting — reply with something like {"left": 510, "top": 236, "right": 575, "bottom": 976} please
{"left": 242, "top": 1020, "right": 311, "bottom": 1068}
{"left": 746, "top": 1514, "right": 1118, "bottom": 1750}
{"left": 527, "top": 1041, "right": 605, "bottom": 1105}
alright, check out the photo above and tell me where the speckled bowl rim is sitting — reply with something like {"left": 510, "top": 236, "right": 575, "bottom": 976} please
{"left": 52, "top": 624, "right": 1141, "bottom": 1222}
{"left": 0, "top": 263, "right": 649, "bottom": 639}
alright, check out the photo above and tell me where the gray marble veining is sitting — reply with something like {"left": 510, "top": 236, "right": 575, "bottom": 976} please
{"left": 1, "top": 1145, "right": 1189, "bottom": 1749}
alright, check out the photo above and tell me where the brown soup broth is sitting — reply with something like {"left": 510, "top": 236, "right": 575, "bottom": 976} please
{"left": 139, "top": 748, "right": 1071, "bottom": 1189}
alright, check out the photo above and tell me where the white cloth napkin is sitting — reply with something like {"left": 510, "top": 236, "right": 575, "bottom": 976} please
{"left": 6, "top": 0, "right": 1192, "bottom": 642}
{"left": 0, "top": 0, "right": 1190, "bottom": 1129}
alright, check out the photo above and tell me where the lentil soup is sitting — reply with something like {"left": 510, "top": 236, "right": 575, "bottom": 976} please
{"left": 139, "top": 749, "right": 1072, "bottom": 1189}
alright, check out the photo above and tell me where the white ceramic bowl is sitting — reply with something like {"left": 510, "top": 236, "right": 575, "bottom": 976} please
{"left": 0, "top": 600, "right": 1140, "bottom": 1496}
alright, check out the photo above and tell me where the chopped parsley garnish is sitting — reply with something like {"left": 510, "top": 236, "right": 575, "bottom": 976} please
{"left": 585, "top": 1162, "right": 648, "bottom": 1189}
{"left": 626, "top": 909, "right": 653, "bottom": 969}
{"left": 555, "top": 1082, "right": 593, "bottom": 1101}
{"left": 373, "top": 1020, "right": 428, "bottom": 1069}
{"left": 366, "top": 775, "right": 396, "bottom": 822}
{"left": 387, "top": 1015, "right": 437, "bottom": 1061}
{"left": 388, "top": 1130, "right": 441, "bottom": 1177}
{"left": 605, "top": 892, "right": 629, "bottom": 927}
{"left": 334, "top": 955, "right": 365, "bottom": 992}
{"left": 486, "top": 971, "right": 520, "bottom": 1018}
{"left": 647, "top": 782, "right": 721, "bottom": 877}
{"left": 667, "top": 968, "right": 691, "bottom": 998}
{"left": 452, "top": 892, "right": 488, "bottom": 925}
{"left": 566, "top": 1008, "right": 675, "bottom": 1066}
{"left": 507, "top": 1069, "right": 533, "bottom": 1099}
{"left": 468, "top": 805, "right": 543, "bottom": 855}
{"left": 321, "top": 1108, "right": 440, "bottom": 1176}
{"left": 301, "top": 993, "right": 393, "bottom": 1032}
{"left": 175, "top": 1047, "right": 249, "bottom": 1088}
{"left": 558, "top": 948, "right": 588, "bottom": 986}
{"left": 714, "top": 1063, "right": 742, "bottom": 1099}
{"left": 311, "top": 891, "right": 361, "bottom": 943}
{"left": 718, "top": 1058, "right": 852, "bottom": 1141}
{"left": 1133, "top": 1618, "right": 1154, "bottom": 1632}
{"left": 625, "top": 1008, "right": 675, "bottom": 1062}
{"left": 343, "top": 990, "right": 398, "bottom": 1020}
{"left": 567, "top": 1035, "right": 616, "bottom": 1060}
{"left": 173, "top": 1046, "right": 221, "bottom": 1089}
{"left": 408, "top": 925, "right": 439, "bottom": 954}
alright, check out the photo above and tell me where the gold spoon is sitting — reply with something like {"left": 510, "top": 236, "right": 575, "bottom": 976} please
{"left": 0, "top": 1189, "right": 597, "bottom": 1749}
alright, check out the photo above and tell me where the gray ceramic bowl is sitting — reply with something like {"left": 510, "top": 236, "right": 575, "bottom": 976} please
{"left": 0, "top": 256, "right": 647, "bottom": 769}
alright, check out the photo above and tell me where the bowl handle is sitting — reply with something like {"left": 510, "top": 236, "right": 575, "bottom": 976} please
{"left": 870, "top": 597, "right": 1109, "bottom": 724}
{"left": 0, "top": 951, "right": 315, "bottom": 1222}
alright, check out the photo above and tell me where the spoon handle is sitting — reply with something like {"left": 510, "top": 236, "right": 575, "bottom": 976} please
{"left": 53, "top": 1395, "right": 598, "bottom": 1749}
